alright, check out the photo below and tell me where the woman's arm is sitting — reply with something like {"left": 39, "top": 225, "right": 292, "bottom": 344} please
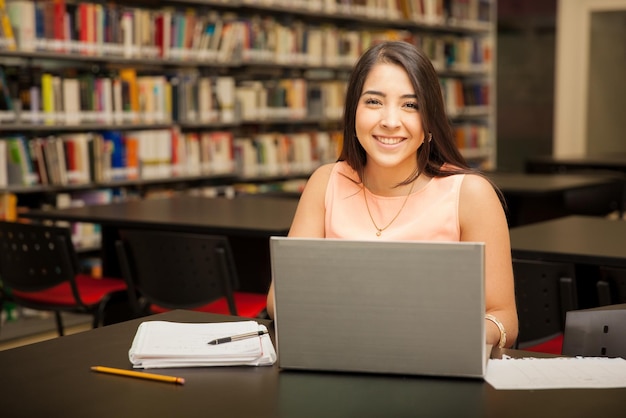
{"left": 459, "top": 174, "right": 519, "bottom": 347}
{"left": 266, "top": 163, "right": 334, "bottom": 318}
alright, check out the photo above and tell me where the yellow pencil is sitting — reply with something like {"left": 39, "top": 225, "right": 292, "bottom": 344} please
{"left": 90, "top": 366, "right": 185, "bottom": 385}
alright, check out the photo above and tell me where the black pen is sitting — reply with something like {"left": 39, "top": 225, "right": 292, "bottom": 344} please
{"left": 207, "top": 330, "right": 268, "bottom": 345}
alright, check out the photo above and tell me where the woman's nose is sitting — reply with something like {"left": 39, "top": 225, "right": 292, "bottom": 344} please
{"left": 380, "top": 108, "right": 401, "bottom": 129}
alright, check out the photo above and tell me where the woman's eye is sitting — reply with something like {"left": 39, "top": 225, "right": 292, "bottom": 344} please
{"left": 404, "top": 102, "right": 419, "bottom": 110}
{"left": 364, "top": 98, "right": 382, "bottom": 106}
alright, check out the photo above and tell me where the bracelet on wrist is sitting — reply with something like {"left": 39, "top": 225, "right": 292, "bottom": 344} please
{"left": 485, "top": 314, "right": 507, "bottom": 348}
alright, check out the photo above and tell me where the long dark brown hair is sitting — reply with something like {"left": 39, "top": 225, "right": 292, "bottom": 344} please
{"left": 338, "top": 40, "right": 505, "bottom": 207}
{"left": 340, "top": 41, "right": 472, "bottom": 180}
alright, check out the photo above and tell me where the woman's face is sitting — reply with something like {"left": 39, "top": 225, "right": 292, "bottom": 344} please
{"left": 355, "top": 62, "right": 426, "bottom": 173}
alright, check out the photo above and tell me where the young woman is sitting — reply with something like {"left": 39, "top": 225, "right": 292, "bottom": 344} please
{"left": 266, "top": 40, "right": 518, "bottom": 348}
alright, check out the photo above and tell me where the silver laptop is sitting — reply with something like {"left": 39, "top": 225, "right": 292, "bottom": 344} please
{"left": 270, "top": 237, "right": 488, "bottom": 378}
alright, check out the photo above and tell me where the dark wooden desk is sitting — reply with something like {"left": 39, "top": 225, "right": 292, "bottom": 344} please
{"left": 22, "top": 196, "right": 299, "bottom": 292}
{"left": 510, "top": 215, "right": 626, "bottom": 268}
{"left": 487, "top": 172, "right": 624, "bottom": 226}
{"left": 1, "top": 310, "right": 625, "bottom": 418}
{"left": 527, "top": 153, "right": 626, "bottom": 174}
{"left": 526, "top": 154, "right": 626, "bottom": 217}
{"left": 510, "top": 215, "right": 626, "bottom": 307}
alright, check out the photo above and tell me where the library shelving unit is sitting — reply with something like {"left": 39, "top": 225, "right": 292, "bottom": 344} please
{"left": 0, "top": 0, "right": 497, "bottom": 225}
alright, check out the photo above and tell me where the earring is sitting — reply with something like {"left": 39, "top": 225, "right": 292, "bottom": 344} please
{"left": 427, "top": 132, "right": 433, "bottom": 142}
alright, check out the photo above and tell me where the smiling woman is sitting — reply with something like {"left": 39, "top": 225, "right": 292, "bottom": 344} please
{"left": 266, "top": 40, "right": 519, "bottom": 349}
{"left": 355, "top": 63, "right": 426, "bottom": 180}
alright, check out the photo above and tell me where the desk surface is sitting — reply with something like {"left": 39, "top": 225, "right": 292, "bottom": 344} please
{"left": 510, "top": 215, "right": 626, "bottom": 268}
{"left": 1, "top": 310, "right": 625, "bottom": 418}
{"left": 23, "top": 195, "right": 299, "bottom": 237}
{"left": 528, "top": 153, "right": 626, "bottom": 171}
{"left": 487, "top": 171, "right": 622, "bottom": 195}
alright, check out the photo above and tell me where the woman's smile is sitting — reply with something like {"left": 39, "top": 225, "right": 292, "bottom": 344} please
{"left": 374, "top": 135, "right": 406, "bottom": 145}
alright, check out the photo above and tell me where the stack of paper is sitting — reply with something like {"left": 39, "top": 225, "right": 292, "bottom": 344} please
{"left": 128, "top": 320, "right": 276, "bottom": 369}
{"left": 486, "top": 355, "right": 626, "bottom": 390}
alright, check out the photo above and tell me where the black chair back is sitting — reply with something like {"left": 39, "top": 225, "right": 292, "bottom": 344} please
{"left": 597, "top": 266, "right": 626, "bottom": 306}
{"left": 513, "top": 259, "right": 578, "bottom": 349}
{"left": 116, "top": 229, "right": 239, "bottom": 315}
{"left": 0, "top": 221, "right": 80, "bottom": 299}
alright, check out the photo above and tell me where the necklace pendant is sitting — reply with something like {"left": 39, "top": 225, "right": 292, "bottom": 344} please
{"left": 376, "top": 230, "right": 381, "bottom": 237}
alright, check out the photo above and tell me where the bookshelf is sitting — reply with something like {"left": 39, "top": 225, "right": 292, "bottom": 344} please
{"left": 0, "top": 0, "right": 497, "bottom": 223}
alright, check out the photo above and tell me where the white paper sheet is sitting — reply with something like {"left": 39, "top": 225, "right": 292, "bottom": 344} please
{"left": 485, "top": 355, "right": 626, "bottom": 390}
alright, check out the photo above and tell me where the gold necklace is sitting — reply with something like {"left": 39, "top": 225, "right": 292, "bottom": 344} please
{"left": 363, "top": 178, "right": 416, "bottom": 237}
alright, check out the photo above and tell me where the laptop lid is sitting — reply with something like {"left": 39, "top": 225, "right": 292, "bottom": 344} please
{"left": 270, "top": 237, "right": 487, "bottom": 378}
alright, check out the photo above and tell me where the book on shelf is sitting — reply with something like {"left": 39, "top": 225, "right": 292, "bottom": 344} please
{"left": 0, "top": 0, "right": 16, "bottom": 51}
{"left": 0, "top": 191, "right": 17, "bottom": 221}
{"left": 128, "top": 320, "right": 276, "bottom": 369}
{"left": 119, "top": 68, "right": 139, "bottom": 122}
{"left": 0, "top": 139, "right": 6, "bottom": 186}
{"left": 4, "top": 136, "right": 37, "bottom": 186}
{"left": 0, "top": 65, "right": 14, "bottom": 119}
{"left": 29, "top": 137, "right": 48, "bottom": 184}
{"left": 176, "top": 131, "right": 199, "bottom": 176}
{"left": 102, "top": 130, "right": 126, "bottom": 181}
{"left": 215, "top": 75, "right": 235, "bottom": 123}
{"left": 199, "top": 130, "right": 235, "bottom": 174}
{"left": 6, "top": 0, "right": 35, "bottom": 51}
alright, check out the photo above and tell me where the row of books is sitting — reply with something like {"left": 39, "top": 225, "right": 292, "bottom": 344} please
{"left": 240, "top": 0, "right": 492, "bottom": 25}
{"left": 234, "top": 78, "right": 345, "bottom": 123}
{"left": 0, "top": 66, "right": 342, "bottom": 125}
{"left": 440, "top": 78, "right": 490, "bottom": 116}
{"left": 0, "top": 66, "right": 326, "bottom": 125}
{"left": 0, "top": 120, "right": 489, "bottom": 188}
{"left": 0, "top": 64, "right": 490, "bottom": 125}
{"left": 0, "top": 129, "right": 230, "bottom": 187}
{"left": 0, "top": 128, "right": 342, "bottom": 187}
{"left": 452, "top": 123, "right": 489, "bottom": 150}
{"left": 0, "top": 1, "right": 492, "bottom": 70}
{"left": 0, "top": 67, "right": 173, "bottom": 126}
{"left": 234, "top": 130, "right": 342, "bottom": 177}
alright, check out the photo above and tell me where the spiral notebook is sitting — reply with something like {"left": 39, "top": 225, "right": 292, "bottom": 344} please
{"left": 270, "top": 237, "right": 488, "bottom": 378}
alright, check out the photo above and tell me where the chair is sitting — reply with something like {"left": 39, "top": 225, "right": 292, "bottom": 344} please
{"left": 513, "top": 259, "right": 578, "bottom": 354}
{"left": 115, "top": 229, "right": 267, "bottom": 318}
{"left": 562, "top": 304, "right": 626, "bottom": 358}
{"left": 596, "top": 266, "right": 626, "bottom": 306}
{"left": 0, "top": 221, "right": 128, "bottom": 336}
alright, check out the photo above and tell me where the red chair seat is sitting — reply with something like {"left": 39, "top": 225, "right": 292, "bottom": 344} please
{"left": 520, "top": 334, "right": 564, "bottom": 355}
{"left": 150, "top": 292, "right": 267, "bottom": 318}
{"left": 11, "top": 274, "right": 127, "bottom": 306}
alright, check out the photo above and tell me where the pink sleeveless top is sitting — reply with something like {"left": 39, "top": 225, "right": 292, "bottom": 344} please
{"left": 325, "top": 161, "right": 463, "bottom": 241}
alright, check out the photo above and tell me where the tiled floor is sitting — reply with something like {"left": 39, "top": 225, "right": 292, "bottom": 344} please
{"left": 0, "top": 311, "right": 92, "bottom": 351}
{"left": 0, "top": 323, "right": 91, "bottom": 351}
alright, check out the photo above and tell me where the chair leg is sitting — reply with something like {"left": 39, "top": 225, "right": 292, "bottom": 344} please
{"left": 92, "top": 312, "right": 101, "bottom": 329}
{"left": 54, "top": 311, "right": 65, "bottom": 336}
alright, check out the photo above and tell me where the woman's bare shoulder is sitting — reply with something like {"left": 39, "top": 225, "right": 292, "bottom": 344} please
{"left": 298, "top": 163, "right": 336, "bottom": 198}
{"left": 460, "top": 172, "right": 496, "bottom": 194}
{"left": 306, "top": 162, "right": 337, "bottom": 186}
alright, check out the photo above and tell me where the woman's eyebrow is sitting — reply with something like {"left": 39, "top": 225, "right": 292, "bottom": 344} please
{"left": 361, "top": 90, "right": 417, "bottom": 99}
{"left": 361, "top": 89, "right": 384, "bottom": 97}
